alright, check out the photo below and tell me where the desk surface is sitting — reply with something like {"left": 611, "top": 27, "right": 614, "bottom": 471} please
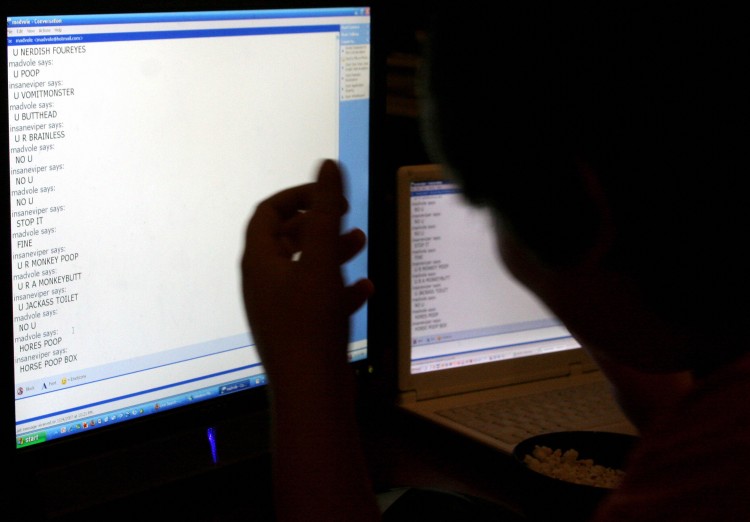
{"left": 34, "top": 398, "right": 527, "bottom": 521}
{"left": 362, "top": 402, "right": 527, "bottom": 517}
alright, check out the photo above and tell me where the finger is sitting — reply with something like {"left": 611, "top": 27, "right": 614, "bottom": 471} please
{"left": 312, "top": 159, "right": 348, "bottom": 217}
{"left": 338, "top": 228, "right": 367, "bottom": 264}
{"left": 298, "top": 160, "right": 348, "bottom": 266}
{"left": 244, "top": 182, "right": 315, "bottom": 261}
{"left": 256, "top": 181, "right": 317, "bottom": 220}
{"left": 344, "top": 278, "right": 375, "bottom": 315}
{"left": 278, "top": 217, "right": 366, "bottom": 264}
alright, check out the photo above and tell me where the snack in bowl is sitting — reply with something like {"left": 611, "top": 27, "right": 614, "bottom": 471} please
{"left": 523, "top": 444, "right": 626, "bottom": 489}
{"left": 512, "top": 431, "right": 638, "bottom": 520}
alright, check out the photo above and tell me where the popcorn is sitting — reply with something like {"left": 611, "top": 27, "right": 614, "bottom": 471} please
{"left": 523, "top": 445, "right": 626, "bottom": 488}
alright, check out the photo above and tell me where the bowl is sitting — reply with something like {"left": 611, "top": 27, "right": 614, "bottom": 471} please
{"left": 512, "top": 431, "right": 638, "bottom": 521}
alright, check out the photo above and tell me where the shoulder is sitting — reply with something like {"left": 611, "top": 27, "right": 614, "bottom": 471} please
{"left": 592, "top": 352, "right": 750, "bottom": 521}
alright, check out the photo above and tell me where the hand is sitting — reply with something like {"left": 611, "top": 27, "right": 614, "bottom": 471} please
{"left": 592, "top": 353, "right": 695, "bottom": 429}
{"left": 241, "top": 160, "right": 380, "bottom": 521}
{"left": 241, "top": 159, "right": 373, "bottom": 386}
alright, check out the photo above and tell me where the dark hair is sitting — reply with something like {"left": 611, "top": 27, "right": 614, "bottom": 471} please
{"left": 420, "top": 2, "right": 747, "bottom": 336}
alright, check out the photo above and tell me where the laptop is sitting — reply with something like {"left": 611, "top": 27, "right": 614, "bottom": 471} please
{"left": 395, "top": 164, "right": 637, "bottom": 454}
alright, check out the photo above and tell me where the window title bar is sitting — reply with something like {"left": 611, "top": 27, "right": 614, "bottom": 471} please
{"left": 8, "top": 7, "right": 370, "bottom": 27}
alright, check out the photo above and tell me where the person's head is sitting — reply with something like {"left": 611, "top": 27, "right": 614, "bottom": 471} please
{"left": 419, "top": 2, "right": 748, "bottom": 372}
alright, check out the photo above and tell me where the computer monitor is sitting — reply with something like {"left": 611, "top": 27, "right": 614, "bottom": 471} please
{"left": 5, "top": 1, "right": 381, "bottom": 516}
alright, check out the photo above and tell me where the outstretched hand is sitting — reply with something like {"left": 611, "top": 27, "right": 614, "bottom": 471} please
{"left": 240, "top": 160, "right": 380, "bottom": 522}
{"left": 241, "top": 159, "right": 373, "bottom": 385}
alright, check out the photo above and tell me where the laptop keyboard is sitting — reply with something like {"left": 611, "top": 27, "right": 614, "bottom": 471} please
{"left": 436, "top": 380, "right": 628, "bottom": 446}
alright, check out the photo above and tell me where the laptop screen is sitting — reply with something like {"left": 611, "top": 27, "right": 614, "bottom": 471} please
{"left": 8, "top": 5, "right": 371, "bottom": 450}
{"left": 407, "top": 176, "right": 579, "bottom": 375}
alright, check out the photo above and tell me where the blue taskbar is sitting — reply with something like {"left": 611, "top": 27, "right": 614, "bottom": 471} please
{"left": 16, "top": 374, "right": 268, "bottom": 448}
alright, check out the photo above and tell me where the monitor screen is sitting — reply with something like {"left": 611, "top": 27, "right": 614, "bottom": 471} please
{"left": 407, "top": 177, "right": 579, "bottom": 374}
{"left": 7, "top": 2, "right": 373, "bottom": 458}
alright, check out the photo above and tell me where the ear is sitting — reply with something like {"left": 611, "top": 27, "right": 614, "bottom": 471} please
{"left": 496, "top": 160, "right": 616, "bottom": 283}
{"left": 505, "top": 156, "right": 614, "bottom": 269}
